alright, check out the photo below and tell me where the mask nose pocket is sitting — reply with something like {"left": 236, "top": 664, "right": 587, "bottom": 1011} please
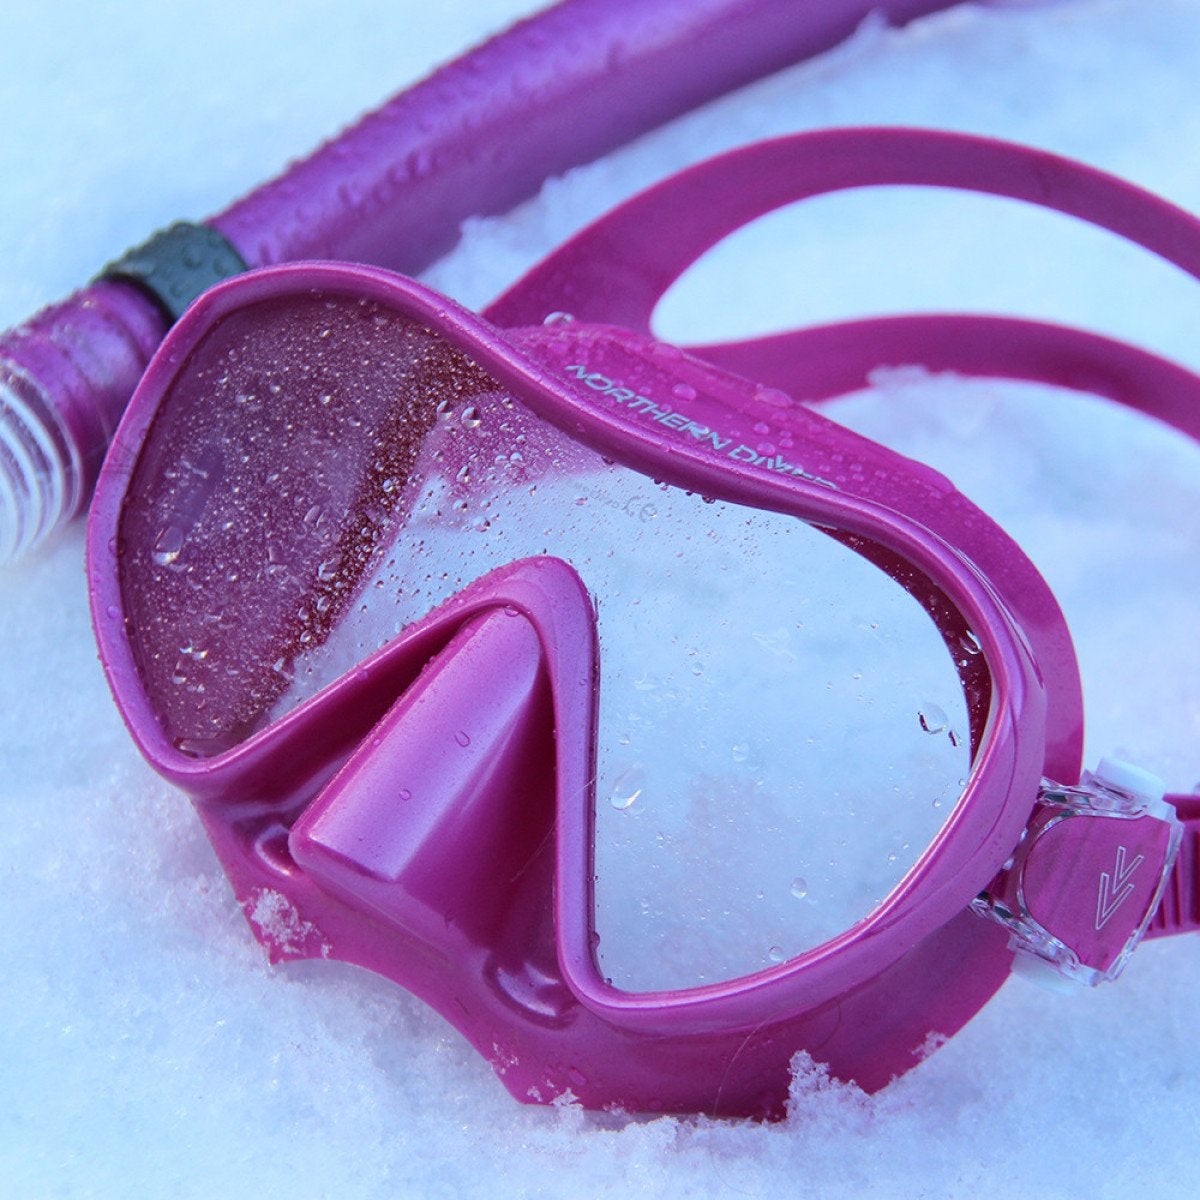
{"left": 288, "top": 603, "right": 555, "bottom": 955}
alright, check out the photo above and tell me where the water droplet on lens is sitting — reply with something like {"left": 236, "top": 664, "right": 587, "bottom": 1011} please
{"left": 754, "top": 386, "right": 791, "bottom": 409}
{"left": 609, "top": 765, "right": 645, "bottom": 810}
{"left": 152, "top": 526, "right": 184, "bottom": 566}
{"left": 918, "top": 703, "right": 948, "bottom": 734}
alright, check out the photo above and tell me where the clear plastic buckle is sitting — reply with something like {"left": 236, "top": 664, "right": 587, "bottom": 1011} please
{"left": 972, "top": 758, "right": 1183, "bottom": 987}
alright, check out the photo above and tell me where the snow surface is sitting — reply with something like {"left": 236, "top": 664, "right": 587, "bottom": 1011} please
{"left": 3, "top": 0, "right": 1200, "bottom": 1196}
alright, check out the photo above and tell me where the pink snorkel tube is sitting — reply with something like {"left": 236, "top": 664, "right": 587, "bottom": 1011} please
{"left": 87, "top": 126, "right": 1200, "bottom": 1117}
{"left": 0, "top": 0, "right": 967, "bottom": 564}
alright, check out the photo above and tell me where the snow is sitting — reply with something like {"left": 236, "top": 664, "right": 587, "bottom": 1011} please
{"left": 3, "top": 0, "right": 1200, "bottom": 1196}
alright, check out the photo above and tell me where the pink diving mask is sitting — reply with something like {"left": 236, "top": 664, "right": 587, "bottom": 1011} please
{"left": 87, "top": 127, "right": 1200, "bottom": 1118}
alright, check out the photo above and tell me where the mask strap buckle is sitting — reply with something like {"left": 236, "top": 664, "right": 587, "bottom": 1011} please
{"left": 973, "top": 759, "right": 1184, "bottom": 987}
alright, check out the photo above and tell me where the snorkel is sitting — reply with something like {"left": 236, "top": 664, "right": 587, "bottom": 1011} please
{"left": 0, "top": 0, "right": 966, "bottom": 564}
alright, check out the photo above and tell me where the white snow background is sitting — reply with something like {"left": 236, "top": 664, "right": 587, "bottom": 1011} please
{"left": 3, "top": 0, "right": 1200, "bottom": 1196}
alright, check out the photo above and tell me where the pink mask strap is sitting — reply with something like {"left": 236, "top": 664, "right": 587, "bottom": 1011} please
{"left": 485, "top": 126, "right": 1200, "bottom": 333}
{"left": 1146, "top": 793, "right": 1200, "bottom": 939}
{"left": 695, "top": 312, "right": 1200, "bottom": 451}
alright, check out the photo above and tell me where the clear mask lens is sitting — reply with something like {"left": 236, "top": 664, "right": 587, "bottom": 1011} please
{"left": 119, "top": 291, "right": 973, "bottom": 989}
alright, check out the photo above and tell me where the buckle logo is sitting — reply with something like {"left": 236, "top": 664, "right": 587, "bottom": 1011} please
{"left": 1095, "top": 845, "right": 1144, "bottom": 931}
